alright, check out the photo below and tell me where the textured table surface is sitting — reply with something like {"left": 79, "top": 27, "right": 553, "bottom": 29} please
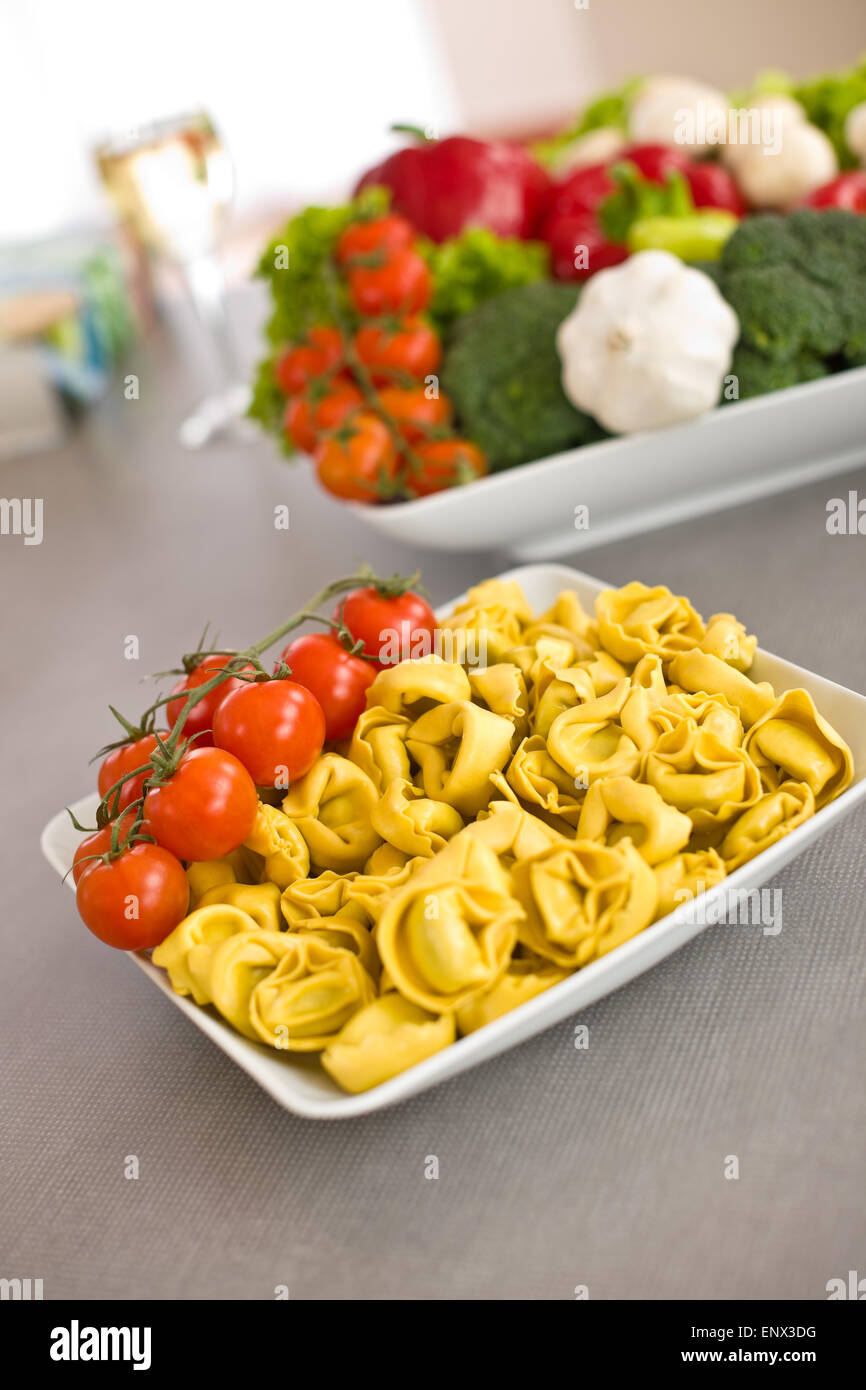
{"left": 2, "top": 293, "right": 865, "bottom": 1301}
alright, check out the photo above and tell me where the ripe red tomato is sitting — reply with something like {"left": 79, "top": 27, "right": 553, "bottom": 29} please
{"left": 280, "top": 633, "right": 374, "bottom": 742}
{"left": 314, "top": 413, "right": 398, "bottom": 503}
{"left": 146, "top": 747, "right": 258, "bottom": 861}
{"left": 544, "top": 211, "right": 628, "bottom": 281}
{"left": 76, "top": 842, "right": 189, "bottom": 950}
{"left": 97, "top": 733, "right": 163, "bottom": 815}
{"left": 377, "top": 387, "right": 452, "bottom": 442}
{"left": 348, "top": 249, "right": 432, "bottom": 316}
{"left": 274, "top": 327, "right": 343, "bottom": 396}
{"left": 354, "top": 317, "right": 441, "bottom": 385}
{"left": 801, "top": 172, "right": 866, "bottom": 213}
{"left": 166, "top": 654, "right": 254, "bottom": 749}
{"left": 336, "top": 215, "right": 415, "bottom": 265}
{"left": 73, "top": 807, "right": 151, "bottom": 884}
{"left": 284, "top": 382, "right": 365, "bottom": 453}
{"left": 338, "top": 586, "right": 437, "bottom": 665}
{"left": 213, "top": 678, "right": 326, "bottom": 786}
{"left": 405, "top": 438, "right": 488, "bottom": 497}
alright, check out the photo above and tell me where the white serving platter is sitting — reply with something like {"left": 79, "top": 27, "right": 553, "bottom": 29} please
{"left": 42, "top": 563, "right": 866, "bottom": 1119}
{"left": 352, "top": 369, "right": 866, "bottom": 559}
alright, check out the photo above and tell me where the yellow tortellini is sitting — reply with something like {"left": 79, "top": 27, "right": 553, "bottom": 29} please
{"left": 150, "top": 574, "right": 854, "bottom": 1096}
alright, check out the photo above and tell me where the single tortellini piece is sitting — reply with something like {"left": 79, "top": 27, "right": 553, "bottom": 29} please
{"left": 249, "top": 935, "right": 376, "bottom": 1051}
{"left": 197, "top": 881, "right": 283, "bottom": 933}
{"left": 546, "top": 681, "right": 641, "bottom": 787}
{"left": 321, "top": 994, "right": 456, "bottom": 1094}
{"left": 596, "top": 581, "right": 705, "bottom": 664}
{"left": 406, "top": 700, "right": 515, "bottom": 817}
{"left": 643, "top": 719, "right": 762, "bottom": 841}
{"left": 365, "top": 653, "right": 471, "bottom": 718}
{"left": 576, "top": 776, "right": 693, "bottom": 865}
{"left": 186, "top": 859, "right": 236, "bottom": 909}
{"left": 698, "top": 612, "right": 757, "bottom": 672}
{"left": 652, "top": 690, "right": 744, "bottom": 748}
{"left": 468, "top": 663, "right": 530, "bottom": 744}
{"left": 456, "top": 955, "right": 570, "bottom": 1035}
{"left": 504, "top": 736, "right": 585, "bottom": 828}
{"left": 152, "top": 904, "right": 259, "bottom": 1004}
{"left": 205, "top": 929, "right": 297, "bottom": 1040}
{"left": 347, "top": 706, "right": 412, "bottom": 791}
{"left": 743, "top": 689, "right": 853, "bottom": 809}
{"left": 281, "top": 754, "right": 381, "bottom": 872}
{"left": 371, "top": 779, "right": 465, "bottom": 857}
{"left": 461, "top": 798, "right": 565, "bottom": 865}
{"left": 619, "top": 655, "right": 670, "bottom": 751}
{"left": 280, "top": 871, "right": 370, "bottom": 927}
{"left": 667, "top": 650, "right": 776, "bottom": 728}
{"left": 376, "top": 839, "right": 523, "bottom": 1013}
{"left": 244, "top": 801, "right": 310, "bottom": 889}
{"left": 653, "top": 849, "right": 727, "bottom": 919}
{"left": 293, "top": 916, "right": 380, "bottom": 981}
{"left": 720, "top": 781, "right": 815, "bottom": 870}
{"left": 533, "top": 666, "right": 596, "bottom": 740}
{"left": 511, "top": 839, "right": 657, "bottom": 969}
{"left": 576, "top": 649, "right": 630, "bottom": 697}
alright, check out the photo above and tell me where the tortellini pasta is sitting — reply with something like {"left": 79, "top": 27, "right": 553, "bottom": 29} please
{"left": 150, "top": 575, "right": 854, "bottom": 1095}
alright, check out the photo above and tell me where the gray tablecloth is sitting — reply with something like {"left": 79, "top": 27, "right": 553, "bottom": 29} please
{"left": 2, "top": 297, "right": 864, "bottom": 1300}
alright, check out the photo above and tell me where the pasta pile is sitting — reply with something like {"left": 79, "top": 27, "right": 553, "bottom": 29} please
{"left": 152, "top": 579, "right": 854, "bottom": 1092}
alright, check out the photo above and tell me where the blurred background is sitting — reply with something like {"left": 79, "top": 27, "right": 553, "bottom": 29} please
{"left": 2, "top": 0, "right": 865, "bottom": 453}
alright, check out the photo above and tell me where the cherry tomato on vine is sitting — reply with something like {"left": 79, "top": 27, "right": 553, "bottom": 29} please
{"left": 405, "top": 438, "right": 488, "bottom": 497}
{"left": 166, "top": 654, "right": 255, "bottom": 749}
{"left": 213, "top": 678, "right": 326, "bottom": 786}
{"left": 274, "top": 327, "right": 343, "bottom": 396}
{"left": 338, "top": 586, "right": 437, "bottom": 666}
{"left": 348, "top": 249, "right": 432, "bottom": 316}
{"left": 76, "top": 842, "right": 189, "bottom": 949}
{"left": 279, "top": 633, "right": 375, "bottom": 742}
{"left": 146, "top": 747, "right": 258, "bottom": 862}
{"left": 73, "top": 807, "right": 152, "bottom": 885}
{"left": 336, "top": 215, "right": 415, "bottom": 265}
{"left": 354, "top": 317, "right": 441, "bottom": 384}
{"left": 97, "top": 733, "right": 164, "bottom": 815}
{"left": 283, "top": 381, "right": 364, "bottom": 454}
{"left": 315, "top": 413, "right": 398, "bottom": 503}
{"left": 376, "top": 387, "right": 452, "bottom": 442}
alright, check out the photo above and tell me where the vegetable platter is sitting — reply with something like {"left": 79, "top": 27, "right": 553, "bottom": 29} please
{"left": 43, "top": 563, "right": 866, "bottom": 1118}
{"left": 247, "top": 59, "right": 866, "bottom": 552}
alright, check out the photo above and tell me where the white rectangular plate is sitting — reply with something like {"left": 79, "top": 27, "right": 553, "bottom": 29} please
{"left": 42, "top": 563, "right": 866, "bottom": 1118}
{"left": 351, "top": 369, "right": 866, "bottom": 559}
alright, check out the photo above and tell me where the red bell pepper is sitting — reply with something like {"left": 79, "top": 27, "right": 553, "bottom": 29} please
{"left": 801, "top": 172, "right": 866, "bottom": 213}
{"left": 354, "top": 125, "right": 551, "bottom": 243}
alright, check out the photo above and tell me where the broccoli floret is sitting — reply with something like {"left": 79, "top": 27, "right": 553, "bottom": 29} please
{"left": 441, "top": 283, "right": 605, "bottom": 469}
{"left": 784, "top": 208, "right": 866, "bottom": 290}
{"left": 719, "top": 214, "right": 801, "bottom": 273}
{"left": 721, "top": 265, "right": 846, "bottom": 360}
{"left": 724, "top": 346, "right": 829, "bottom": 401}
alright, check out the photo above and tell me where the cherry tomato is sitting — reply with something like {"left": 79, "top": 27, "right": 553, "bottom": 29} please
{"left": 354, "top": 317, "right": 441, "bottom": 385}
{"left": 284, "top": 381, "right": 366, "bottom": 453}
{"left": 279, "top": 633, "right": 375, "bottom": 742}
{"left": 618, "top": 143, "right": 692, "bottom": 183}
{"left": 166, "top": 654, "right": 255, "bottom": 749}
{"left": 213, "top": 678, "right": 326, "bottom": 786}
{"left": 73, "top": 807, "right": 152, "bottom": 885}
{"left": 348, "top": 249, "right": 432, "bottom": 316}
{"left": 97, "top": 733, "right": 163, "bottom": 815}
{"left": 405, "top": 439, "right": 489, "bottom": 497}
{"left": 336, "top": 215, "right": 415, "bottom": 265}
{"left": 274, "top": 327, "right": 343, "bottom": 396}
{"left": 377, "top": 387, "right": 452, "bottom": 442}
{"left": 338, "top": 586, "right": 437, "bottom": 666}
{"left": 146, "top": 747, "right": 258, "bottom": 862}
{"left": 76, "top": 842, "right": 189, "bottom": 950}
{"left": 801, "top": 172, "right": 866, "bottom": 213}
{"left": 544, "top": 211, "right": 628, "bottom": 281}
{"left": 315, "top": 413, "right": 398, "bottom": 503}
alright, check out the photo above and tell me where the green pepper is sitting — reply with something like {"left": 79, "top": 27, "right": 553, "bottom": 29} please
{"left": 626, "top": 211, "right": 740, "bottom": 262}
